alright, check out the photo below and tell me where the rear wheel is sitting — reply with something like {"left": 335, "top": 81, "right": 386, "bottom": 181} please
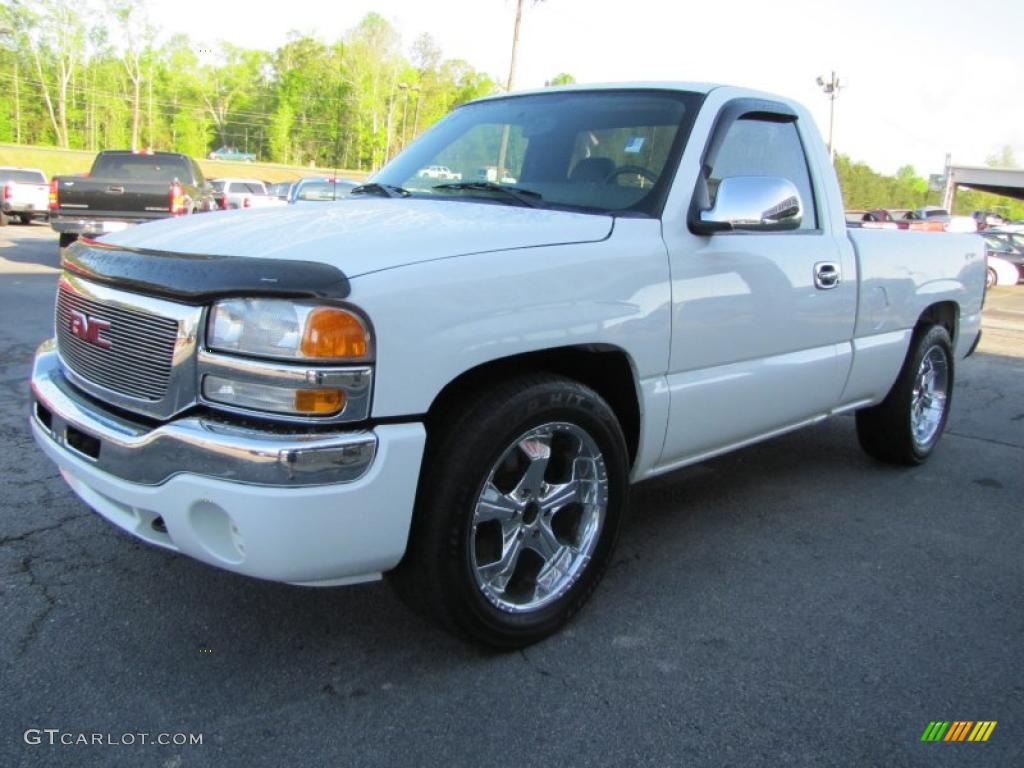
{"left": 986, "top": 267, "right": 997, "bottom": 288}
{"left": 390, "top": 374, "right": 629, "bottom": 648}
{"left": 856, "top": 324, "right": 953, "bottom": 465}
{"left": 18, "top": 214, "right": 33, "bottom": 225}
{"left": 58, "top": 233, "right": 78, "bottom": 249}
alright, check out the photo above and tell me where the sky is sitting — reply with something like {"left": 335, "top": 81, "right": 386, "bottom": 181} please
{"left": 151, "top": 0, "right": 1023, "bottom": 177}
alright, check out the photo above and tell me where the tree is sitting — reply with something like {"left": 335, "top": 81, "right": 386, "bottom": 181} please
{"left": 108, "top": 0, "right": 154, "bottom": 150}
{"left": 546, "top": 72, "right": 575, "bottom": 86}
{"left": 0, "top": 7, "right": 500, "bottom": 171}
{"left": 985, "top": 146, "right": 1018, "bottom": 169}
{"left": 17, "top": 0, "right": 86, "bottom": 147}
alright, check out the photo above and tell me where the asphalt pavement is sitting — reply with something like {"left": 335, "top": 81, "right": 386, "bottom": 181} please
{"left": 1, "top": 224, "right": 1021, "bottom": 767}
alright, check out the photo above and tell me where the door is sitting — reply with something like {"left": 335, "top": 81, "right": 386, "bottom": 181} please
{"left": 659, "top": 99, "right": 857, "bottom": 466}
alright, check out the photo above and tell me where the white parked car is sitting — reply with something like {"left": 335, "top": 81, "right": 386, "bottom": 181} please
{"left": 30, "top": 83, "right": 985, "bottom": 647}
{"left": 210, "top": 178, "right": 284, "bottom": 210}
{"left": 0, "top": 166, "right": 49, "bottom": 225}
{"left": 417, "top": 165, "right": 461, "bottom": 180}
{"left": 986, "top": 254, "right": 1021, "bottom": 287}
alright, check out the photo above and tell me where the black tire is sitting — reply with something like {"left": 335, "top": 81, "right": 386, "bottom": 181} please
{"left": 18, "top": 214, "right": 33, "bottom": 225}
{"left": 986, "top": 267, "right": 997, "bottom": 289}
{"left": 58, "top": 233, "right": 78, "bottom": 249}
{"left": 389, "top": 374, "right": 629, "bottom": 648}
{"left": 855, "top": 324, "right": 954, "bottom": 466}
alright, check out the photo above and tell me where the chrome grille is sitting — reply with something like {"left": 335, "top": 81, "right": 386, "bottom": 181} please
{"left": 57, "top": 285, "right": 179, "bottom": 400}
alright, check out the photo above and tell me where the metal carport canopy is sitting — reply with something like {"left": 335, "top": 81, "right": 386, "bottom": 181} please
{"left": 945, "top": 165, "right": 1024, "bottom": 201}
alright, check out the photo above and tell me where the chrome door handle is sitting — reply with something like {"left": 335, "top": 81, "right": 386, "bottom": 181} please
{"left": 814, "top": 262, "right": 841, "bottom": 289}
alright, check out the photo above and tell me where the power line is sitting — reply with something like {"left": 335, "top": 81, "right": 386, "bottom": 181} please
{"left": 0, "top": 71, "right": 369, "bottom": 134}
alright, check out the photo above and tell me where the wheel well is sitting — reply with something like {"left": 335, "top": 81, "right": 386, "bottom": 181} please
{"left": 425, "top": 346, "right": 642, "bottom": 466}
{"left": 916, "top": 301, "right": 958, "bottom": 345}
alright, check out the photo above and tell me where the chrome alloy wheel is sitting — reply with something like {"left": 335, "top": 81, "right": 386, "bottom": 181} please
{"left": 469, "top": 422, "right": 609, "bottom": 614}
{"left": 910, "top": 345, "right": 950, "bottom": 448}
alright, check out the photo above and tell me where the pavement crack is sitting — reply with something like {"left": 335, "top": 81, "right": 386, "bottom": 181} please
{"left": 0, "top": 513, "right": 90, "bottom": 547}
{"left": 16, "top": 553, "right": 58, "bottom": 657}
{"left": 946, "top": 430, "right": 1024, "bottom": 451}
{"left": 519, "top": 648, "right": 572, "bottom": 689}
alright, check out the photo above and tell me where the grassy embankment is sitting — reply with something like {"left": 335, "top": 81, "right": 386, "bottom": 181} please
{"left": 0, "top": 143, "right": 368, "bottom": 183}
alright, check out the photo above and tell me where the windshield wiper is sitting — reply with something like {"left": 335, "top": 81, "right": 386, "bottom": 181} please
{"left": 432, "top": 181, "right": 542, "bottom": 208}
{"left": 350, "top": 183, "right": 411, "bottom": 198}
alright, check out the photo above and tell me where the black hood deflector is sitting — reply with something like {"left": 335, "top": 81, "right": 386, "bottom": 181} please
{"left": 62, "top": 239, "right": 350, "bottom": 303}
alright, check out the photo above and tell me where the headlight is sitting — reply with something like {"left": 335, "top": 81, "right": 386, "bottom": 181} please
{"left": 208, "top": 299, "right": 371, "bottom": 361}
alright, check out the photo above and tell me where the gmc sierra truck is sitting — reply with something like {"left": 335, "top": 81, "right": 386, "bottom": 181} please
{"left": 30, "top": 84, "right": 985, "bottom": 647}
{"left": 48, "top": 149, "right": 214, "bottom": 249}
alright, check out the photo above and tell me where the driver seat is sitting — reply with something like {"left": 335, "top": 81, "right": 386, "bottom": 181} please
{"left": 569, "top": 157, "right": 615, "bottom": 183}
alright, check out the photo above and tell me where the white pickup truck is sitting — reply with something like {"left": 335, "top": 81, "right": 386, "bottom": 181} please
{"left": 30, "top": 84, "right": 985, "bottom": 647}
{"left": 0, "top": 166, "right": 49, "bottom": 225}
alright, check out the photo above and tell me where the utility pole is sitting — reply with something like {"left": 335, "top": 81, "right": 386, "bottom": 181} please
{"left": 816, "top": 71, "right": 843, "bottom": 162}
{"left": 498, "top": 0, "right": 529, "bottom": 181}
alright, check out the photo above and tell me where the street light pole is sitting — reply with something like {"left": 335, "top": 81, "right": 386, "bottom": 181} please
{"left": 816, "top": 71, "right": 843, "bottom": 163}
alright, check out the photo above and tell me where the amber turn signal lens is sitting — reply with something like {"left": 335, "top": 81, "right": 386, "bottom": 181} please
{"left": 300, "top": 308, "right": 369, "bottom": 359}
{"left": 294, "top": 388, "right": 346, "bottom": 414}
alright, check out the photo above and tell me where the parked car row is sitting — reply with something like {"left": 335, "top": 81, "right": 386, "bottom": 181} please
{"left": 42, "top": 145, "right": 365, "bottom": 249}
{"left": 851, "top": 207, "right": 977, "bottom": 233}
{"left": 847, "top": 207, "right": 1023, "bottom": 289}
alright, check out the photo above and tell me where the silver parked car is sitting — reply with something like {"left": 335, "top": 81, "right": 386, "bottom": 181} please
{"left": 288, "top": 177, "right": 359, "bottom": 203}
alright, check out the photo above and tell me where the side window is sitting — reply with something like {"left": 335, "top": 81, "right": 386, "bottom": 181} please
{"left": 707, "top": 118, "right": 818, "bottom": 230}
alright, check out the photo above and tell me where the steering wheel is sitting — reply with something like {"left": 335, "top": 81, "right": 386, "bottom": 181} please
{"left": 606, "top": 165, "right": 659, "bottom": 185}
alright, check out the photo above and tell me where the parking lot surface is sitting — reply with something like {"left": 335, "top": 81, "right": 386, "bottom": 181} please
{"left": 1, "top": 224, "right": 1021, "bottom": 767}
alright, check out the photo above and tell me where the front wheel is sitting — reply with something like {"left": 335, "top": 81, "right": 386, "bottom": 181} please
{"left": 986, "top": 267, "right": 997, "bottom": 289}
{"left": 390, "top": 374, "right": 629, "bottom": 648}
{"left": 856, "top": 324, "right": 954, "bottom": 465}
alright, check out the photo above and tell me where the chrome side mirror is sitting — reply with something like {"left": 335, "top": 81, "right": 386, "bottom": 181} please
{"left": 692, "top": 176, "right": 803, "bottom": 234}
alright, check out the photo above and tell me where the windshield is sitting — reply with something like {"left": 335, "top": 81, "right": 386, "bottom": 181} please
{"left": 227, "top": 182, "right": 267, "bottom": 195}
{"left": 0, "top": 169, "right": 46, "bottom": 184}
{"left": 374, "top": 89, "right": 702, "bottom": 216}
{"left": 91, "top": 154, "right": 189, "bottom": 182}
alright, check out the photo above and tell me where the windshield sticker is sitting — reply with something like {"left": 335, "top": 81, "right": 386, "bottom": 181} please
{"left": 624, "top": 136, "right": 646, "bottom": 154}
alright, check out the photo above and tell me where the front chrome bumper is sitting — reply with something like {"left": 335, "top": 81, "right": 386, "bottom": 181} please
{"left": 30, "top": 340, "right": 377, "bottom": 487}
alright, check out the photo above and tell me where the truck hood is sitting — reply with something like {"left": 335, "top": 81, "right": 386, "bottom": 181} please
{"left": 98, "top": 199, "right": 613, "bottom": 278}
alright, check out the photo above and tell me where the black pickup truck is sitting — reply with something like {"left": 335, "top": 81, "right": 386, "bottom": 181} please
{"left": 49, "top": 150, "right": 216, "bottom": 248}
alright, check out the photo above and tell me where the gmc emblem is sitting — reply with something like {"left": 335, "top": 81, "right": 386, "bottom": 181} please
{"left": 68, "top": 309, "right": 112, "bottom": 349}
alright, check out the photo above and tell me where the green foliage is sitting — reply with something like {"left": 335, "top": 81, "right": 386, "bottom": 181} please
{"left": 0, "top": 2, "right": 499, "bottom": 170}
{"left": 547, "top": 73, "right": 575, "bottom": 86}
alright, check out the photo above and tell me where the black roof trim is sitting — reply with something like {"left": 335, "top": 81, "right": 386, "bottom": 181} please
{"left": 62, "top": 240, "right": 351, "bottom": 303}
